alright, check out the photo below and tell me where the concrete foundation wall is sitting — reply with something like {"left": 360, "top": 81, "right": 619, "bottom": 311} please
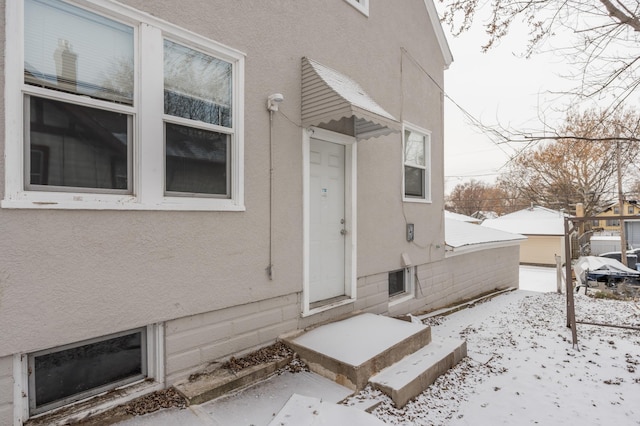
{"left": 165, "top": 293, "right": 300, "bottom": 383}
{"left": 361, "top": 245, "right": 521, "bottom": 318}
{"left": 164, "top": 245, "right": 519, "bottom": 386}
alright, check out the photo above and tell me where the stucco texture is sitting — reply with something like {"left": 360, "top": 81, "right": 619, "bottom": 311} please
{"left": 0, "top": 0, "right": 447, "bottom": 359}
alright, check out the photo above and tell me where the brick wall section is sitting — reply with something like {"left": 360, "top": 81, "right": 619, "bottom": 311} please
{"left": 165, "top": 293, "right": 300, "bottom": 384}
{"left": 0, "top": 355, "right": 13, "bottom": 426}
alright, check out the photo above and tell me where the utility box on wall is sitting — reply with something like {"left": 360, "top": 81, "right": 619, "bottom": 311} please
{"left": 407, "top": 223, "right": 414, "bottom": 242}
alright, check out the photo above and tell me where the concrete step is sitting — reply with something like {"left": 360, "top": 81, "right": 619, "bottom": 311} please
{"left": 282, "top": 313, "right": 431, "bottom": 390}
{"left": 369, "top": 338, "right": 467, "bottom": 408}
{"left": 175, "top": 356, "right": 292, "bottom": 405}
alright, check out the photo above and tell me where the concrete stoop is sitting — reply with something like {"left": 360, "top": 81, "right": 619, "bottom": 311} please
{"left": 369, "top": 338, "right": 467, "bottom": 407}
{"left": 282, "top": 313, "right": 432, "bottom": 391}
{"left": 281, "top": 313, "right": 467, "bottom": 407}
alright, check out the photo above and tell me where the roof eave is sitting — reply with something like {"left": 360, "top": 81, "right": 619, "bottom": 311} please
{"left": 424, "top": 0, "right": 453, "bottom": 68}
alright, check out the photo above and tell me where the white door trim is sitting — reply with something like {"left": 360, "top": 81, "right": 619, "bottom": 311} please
{"left": 302, "top": 127, "right": 357, "bottom": 317}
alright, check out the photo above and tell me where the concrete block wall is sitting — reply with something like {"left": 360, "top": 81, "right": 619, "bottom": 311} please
{"left": 164, "top": 245, "right": 519, "bottom": 385}
{"left": 418, "top": 246, "right": 520, "bottom": 312}
{"left": 165, "top": 292, "right": 300, "bottom": 384}
{"left": 0, "top": 355, "right": 13, "bottom": 426}
{"left": 354, "top": 275, "right": 392, "bottom": 314}
{"left": 359, "top": 245, "right": 520, "bottom": 318}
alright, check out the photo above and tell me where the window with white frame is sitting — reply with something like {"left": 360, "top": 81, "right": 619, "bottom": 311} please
{"left": 4, "top": 0, "right": 244, "bottom": 210}
{"left": 28, "top": 328, "right": 147, "bottom": 415}
{"left": 344, "top": 0, "right": 369, "bottom": 16}
{"left": 388, "top": 267, "right": 414, "bottom": 298}
{"left": 403, "top": 123, "right": 431, "bottom": 202}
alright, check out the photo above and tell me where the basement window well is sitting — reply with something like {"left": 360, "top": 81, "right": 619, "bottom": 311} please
{"left": 389, "top": 267, "right": 414, "bottom": 298}
{"left": 28, "top": 328, "right": 147, "bottom": 415}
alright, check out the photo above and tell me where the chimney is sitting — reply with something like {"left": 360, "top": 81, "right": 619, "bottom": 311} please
{"left": 54, "top": 39, "right": 78, "bottom": 93}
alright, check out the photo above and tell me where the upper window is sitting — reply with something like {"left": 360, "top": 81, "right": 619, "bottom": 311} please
{"left": 344, "top": 0, "right": 369, "bottom": 16}
{"left": 4, "top": 0, "right": 245, "bottom": 210}
{"left": 614, "top": 206, "right": 620, "bottom": 214}
{"left": 629, "top": 206, "right": 634, "bottom": 214}
{"left": 606, "top": 219, "right": 620, "bottom": 227}
{"left": 403, "top": 123, "right": 431, "bottom": 202}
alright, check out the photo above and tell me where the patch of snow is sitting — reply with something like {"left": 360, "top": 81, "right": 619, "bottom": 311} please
{"left": 292, "top": 313, "right": 426, "bottom": 366}
{"left": 343, "top": 288, "right": 640, "bottom": 425}
{"left": 269, "top": 394, "right": 386, "bottom": 426}
{"left": 519, "top": 265, "right": 559, "bottom": 292}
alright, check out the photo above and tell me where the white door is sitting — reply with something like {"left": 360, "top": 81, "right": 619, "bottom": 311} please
{"left": 309, "top": 138, "right": 346, "bottom": 303}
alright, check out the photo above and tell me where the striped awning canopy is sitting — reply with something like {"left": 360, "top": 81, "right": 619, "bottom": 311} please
{"left": 301, "top": 57, "right": 400, "bottom": 140}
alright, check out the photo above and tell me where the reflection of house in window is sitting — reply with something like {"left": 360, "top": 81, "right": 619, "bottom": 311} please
{"left": 30, "top": 145, "right": 49, "bottom": 185}
{"left": 27, "top": 96, "right": 129, "bottom": 191}
{"left": 165, "top": 123, "right": 229, "bottom": 196}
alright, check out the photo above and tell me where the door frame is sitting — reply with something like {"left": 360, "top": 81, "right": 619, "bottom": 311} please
{"left": 302, "top": 126, "right": 357, "bottom": 316}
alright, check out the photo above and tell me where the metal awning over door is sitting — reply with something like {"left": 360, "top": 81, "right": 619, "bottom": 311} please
{"left": 301, "top": 57, "right": 400, "bottom": 140}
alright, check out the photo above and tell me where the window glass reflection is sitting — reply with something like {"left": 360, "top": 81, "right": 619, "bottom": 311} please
{"left": 164, "top": 40, "right": 232, "bottom": 127}
{"left": 165, "top": 123, "right": 229, "bottom": 196}
{"left": 28, "top": 96, "right": 129, "bottom": 191}
{"left": 24, "top": 0, "right": 134, "bottom": 104}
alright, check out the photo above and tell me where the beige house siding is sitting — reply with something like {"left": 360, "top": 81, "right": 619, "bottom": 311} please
{"left": 520, "top": 235, "right": 564, "bottom": 266}
{"left": 0, "top": 0, "right": 446, "bottom": 358}
{"left": 0, "top": 0, "right": 452, "bottom": 421}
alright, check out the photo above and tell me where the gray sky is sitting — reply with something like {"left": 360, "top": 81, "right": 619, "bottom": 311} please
{"left": 437, "top": 5, "right": 571, "bottom": 194}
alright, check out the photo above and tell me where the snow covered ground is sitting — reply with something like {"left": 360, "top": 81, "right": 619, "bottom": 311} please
{"left": 116, "top": 266, "right": 640, "bottom": 425}
{"left": 343, "top": 266, "right": 640, "bottom": 425}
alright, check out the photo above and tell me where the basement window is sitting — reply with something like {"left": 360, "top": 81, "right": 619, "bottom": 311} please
{"left": 28, "top": 328, "right": 147, "bottom": 415}
{"left": 389, "top": 267, "right": 414, "bottom": 298}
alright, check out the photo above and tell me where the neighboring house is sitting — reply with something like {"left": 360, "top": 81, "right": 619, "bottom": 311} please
{"left": 591, "top": 200, "right": 640, "bottom": 232}
{"left": 444, "top": 218, "right": 525, "bottom": 293}
{"left": 444, "top": 210, "right": 481, "bottom": 224}
{"left": 0, "top": 1, "right": 470, "bottom": 424}
{"left": 481, "top": 206, "right": 568, "bottom": 266}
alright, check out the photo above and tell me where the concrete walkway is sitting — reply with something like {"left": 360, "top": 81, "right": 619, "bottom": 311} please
{"left": 115, "top": 370, "right": 356, "bottom": 425}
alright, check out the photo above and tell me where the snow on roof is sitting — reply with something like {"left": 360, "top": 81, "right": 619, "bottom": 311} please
{"left": 481, "top": 206, "right": 567, "bottom": 236}
{"left": 445, "top": 218, "right": 525, "bottom": 254}
{"left": 444, "top": 210, "right": 481, "bottom": 223}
